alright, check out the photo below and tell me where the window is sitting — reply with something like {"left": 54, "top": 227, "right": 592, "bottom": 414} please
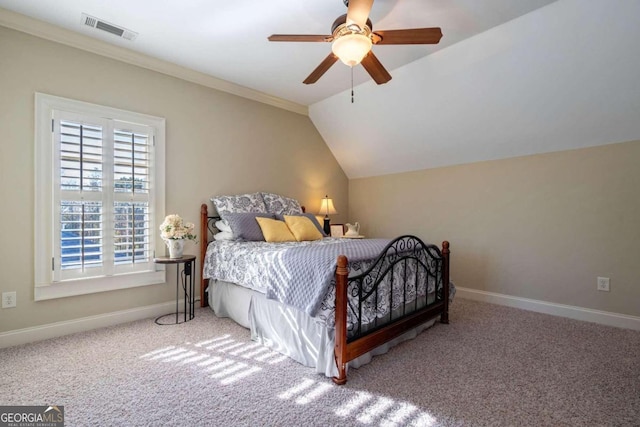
{"left": 35, "top": 93, "right": 166, "bottom": 300}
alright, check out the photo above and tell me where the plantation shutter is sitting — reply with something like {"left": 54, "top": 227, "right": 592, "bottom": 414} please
{"left": 52, "top": 112, "right": 155, "bottom": 282}
{"left": 112, "top": 122, "right": 153, "bottom": 271}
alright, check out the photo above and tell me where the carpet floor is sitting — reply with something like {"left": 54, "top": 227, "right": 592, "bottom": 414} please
{"left": 1, "top": 298, "right": 639, "bottom": 426}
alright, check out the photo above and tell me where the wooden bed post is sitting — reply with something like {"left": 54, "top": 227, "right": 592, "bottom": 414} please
{"left": 200, "top": 203, "right": 209, "bottom": 308}
{"left": 441, "top": 241, "right": 450, "bottom": 324}
{"left": 333, "top": 255, "right": 349, "bottom": 385}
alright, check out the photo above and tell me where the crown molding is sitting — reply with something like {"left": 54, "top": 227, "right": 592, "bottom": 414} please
{"left": 0, "top": 7, "right": 308, "bottom": 116}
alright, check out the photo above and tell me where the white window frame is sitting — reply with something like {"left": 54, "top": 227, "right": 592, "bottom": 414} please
{"left": 34, "top": 93, "right": 166, "bottom": 300}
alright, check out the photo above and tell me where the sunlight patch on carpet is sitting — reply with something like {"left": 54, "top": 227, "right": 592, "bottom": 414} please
{"left": 335, "top": 391, "right": 373, "bottom": 416}
{"left": 210, "top": 361, "right": 249, "bottom": 378}
{"left": 139, "top": 334, "right": 287, "bottom": 386}
{"left": 278, "top": 378, "right": 316, "bottom": 400}
{"left": 177, "top": 353, "right": 210, "bottom": 365}
{"left": 281, "top": 378, "right": 438, "bottom": 426}
{"left": 220, "top": 366, "right": 263, "bottom": 385}
{"left": 295, "top": 382, "right": 332, "bottom": 404}
{"left": 379, "top": 402, "right": 419, "bottom": 427}
{"left": 357, "top": 396, "right": 395, "bottom": 423}
{"left": 140, "top": 335, "right": 439, "bottom": 425}
{"left": 194, "top": 334, "right": 231, "bottom": 347}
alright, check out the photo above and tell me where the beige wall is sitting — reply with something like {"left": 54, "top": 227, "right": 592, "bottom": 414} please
{"left": 0, "top": 26, "right": 348, "bottom": 333}
{"left": 349, "top": 140, "right": 640, "bottom": 317}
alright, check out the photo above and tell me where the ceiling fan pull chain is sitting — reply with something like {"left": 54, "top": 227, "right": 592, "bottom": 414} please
{"left": 351, "top": 66, "right": 355, "bottom": 103}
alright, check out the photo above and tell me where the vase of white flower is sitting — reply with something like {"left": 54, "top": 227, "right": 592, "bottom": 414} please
{"left": 159, "top": 214, "right": 196, "bottom": 259}
{"left": 163, "top": 238, "right": 184, "bottom": 258}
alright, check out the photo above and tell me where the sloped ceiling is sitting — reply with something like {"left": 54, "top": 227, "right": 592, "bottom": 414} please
{"left": 311, "top": 0, "right": 640, "bottom": 178}
{"left": 1, "top": 1, "right": 639, "bottom": 179}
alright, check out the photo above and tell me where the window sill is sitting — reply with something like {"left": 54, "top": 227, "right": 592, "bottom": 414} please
{"left": 35, "top": 270, "right": 166, "bottom": 301}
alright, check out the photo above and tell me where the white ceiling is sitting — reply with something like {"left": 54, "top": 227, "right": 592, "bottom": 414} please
{"left": 0, "top": 0, "right": 557, "bottom": 106}
{"left": 1, "top": 0, "right": 639, "bottom": 178}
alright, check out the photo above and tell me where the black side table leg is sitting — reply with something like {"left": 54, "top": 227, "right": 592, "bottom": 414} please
{"left": 154, "top": 255, "right": 197, "bottom": 325}
{"left": 181, "top": 260, "right": 195, "bottom": 322}
{"left": 175, "top": 264, "right": 179, "bottom": 324}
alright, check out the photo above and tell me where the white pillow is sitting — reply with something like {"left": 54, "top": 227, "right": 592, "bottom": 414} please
{"left": 213, "top": 231, "right": 234, "bottom": 241}
{"left": 215, "top": 220, "right": 232, "bottom": 233}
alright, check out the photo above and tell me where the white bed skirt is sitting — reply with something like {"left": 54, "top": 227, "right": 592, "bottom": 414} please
{"left": 208, "top": 280, "right": 437, "bottom": 378}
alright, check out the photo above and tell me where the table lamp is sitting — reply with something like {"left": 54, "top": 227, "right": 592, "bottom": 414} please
{"left": 318, "top": 195, "right": 337, "bottom": 235}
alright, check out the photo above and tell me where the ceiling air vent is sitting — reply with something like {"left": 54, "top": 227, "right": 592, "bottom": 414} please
{"left": 81, "top": 13, "right": 138, "bottom": 41}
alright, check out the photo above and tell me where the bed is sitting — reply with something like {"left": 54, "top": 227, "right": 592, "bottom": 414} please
{"left": 199, "top": 193, "right": 451, "bottom": 384}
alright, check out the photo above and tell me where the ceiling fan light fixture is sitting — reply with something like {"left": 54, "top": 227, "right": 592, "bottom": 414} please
{"left": 331, "top": 33, "right": 372, "bottom": 66}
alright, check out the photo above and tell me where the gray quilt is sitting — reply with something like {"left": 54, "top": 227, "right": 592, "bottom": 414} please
{"left": 203, "top": 238, "right": 390, "bottom": 317}
{"left": 264, "top": 238, "right": 390, "bottom": 316}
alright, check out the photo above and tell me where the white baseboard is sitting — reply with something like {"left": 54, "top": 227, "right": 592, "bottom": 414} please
{"left": 0, "top": 300, "right": 188, "bottom": 349}
{"left": 455, "top": 287, "right": 640, "bottom": 331}
{"left": 4, "top": 290, "right": 636, "bottom": 349}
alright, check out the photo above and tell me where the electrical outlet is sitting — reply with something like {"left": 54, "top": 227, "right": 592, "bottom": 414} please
{"left": 597, "top": 277, "right": 610, "bottom": 292}
{"left": 2, "top": 291, "right": 17, "bottom": 308}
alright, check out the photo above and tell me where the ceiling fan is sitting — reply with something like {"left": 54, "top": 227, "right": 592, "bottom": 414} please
{"left": 268, "top": 0, "right": 442, "bottom": 85}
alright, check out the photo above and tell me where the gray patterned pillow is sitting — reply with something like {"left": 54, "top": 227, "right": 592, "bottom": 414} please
{"left": 211, "top": 193, "right": 267, "bottom": 216}
{"left": 222, "top": 212, "right": 274, "bottom": 241}
{"left": 262, "top": 192, "right": 303, "bottom": 215}
{"left": 275, "top": 213, "right": 327, "bottom": 237}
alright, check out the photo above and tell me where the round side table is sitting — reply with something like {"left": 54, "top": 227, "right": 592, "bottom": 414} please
{"left": 154, "top": 255, "right": 196, "bottom": 325}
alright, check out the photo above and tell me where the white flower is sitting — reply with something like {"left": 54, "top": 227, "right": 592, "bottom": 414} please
{"left": 159, "top": 214, "right": 197, "bottom": 241}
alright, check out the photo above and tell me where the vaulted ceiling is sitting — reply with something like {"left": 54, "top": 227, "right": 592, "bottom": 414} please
{"left": 1, "top": 0, "right": 639, "bottom": 178}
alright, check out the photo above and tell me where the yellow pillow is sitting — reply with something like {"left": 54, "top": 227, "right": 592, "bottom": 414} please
{"left": 284, "top": 215, "right": 323, "bottom": 242}
{"left": 255, "top": 217, "right": 296, "bottom": 242}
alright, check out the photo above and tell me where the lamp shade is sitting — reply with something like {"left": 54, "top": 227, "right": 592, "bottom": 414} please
{"left": 331, "top": 33, "right": 372, "bottom": 66}
{"left": 318, "top": 196, "right": 338, "bottom": 216}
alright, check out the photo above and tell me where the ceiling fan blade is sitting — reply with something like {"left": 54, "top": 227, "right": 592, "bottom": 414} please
{"left": 268, "top": 34, "right": 332, "bottom": 42}
{"left": 360, "top": 51, "right": 391, "bottom": 85}
{"left": 374, "top": 28, "right": 443, "bottom": 45}
{"left": 303, "top": 53, "right": 339, "bottom": 84}
{"left": 346, "top": 0, "right": 374, "bottom": 29}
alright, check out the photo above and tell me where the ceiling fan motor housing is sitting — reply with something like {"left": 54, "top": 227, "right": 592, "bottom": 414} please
{"left": 331, "top": 13, "right": 373, "bottom": 33}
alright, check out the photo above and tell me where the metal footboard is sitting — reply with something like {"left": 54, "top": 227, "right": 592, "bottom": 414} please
{"left": 333, "top": 236, "right": 450, "bottom": 384}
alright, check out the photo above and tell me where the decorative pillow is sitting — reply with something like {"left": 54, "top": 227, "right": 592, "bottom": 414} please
{"left": 215, "top": 220, "right": 232, "bottom": 233}
{"left": 284, "top": 215, "right": 323, "bottom": 242}
{"left": 223, "top": 212, "right": 274, "bottom": 241}
{"left": 255, "top": 217, "right": 296, "bottom": 242}
{"left": 276, "top": 213, "right": 327, "bottom": 237}
{"left": 261, "top": 192, "right": 303, "bottom": 216}
{"left": 211, "top": 193, "right": 266, "bottom": 216}
{"left": 213, "top": 231, "right": 234, "bottom": 241}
